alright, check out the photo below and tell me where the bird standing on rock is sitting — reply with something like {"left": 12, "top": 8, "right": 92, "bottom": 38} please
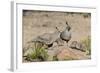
{"left": 60, "top": 22, "right": 71, "bottom": 47}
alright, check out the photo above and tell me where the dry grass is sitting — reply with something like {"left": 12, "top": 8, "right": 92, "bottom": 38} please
{"left": 81, "top": 36, "right": 91, "bottom": 55}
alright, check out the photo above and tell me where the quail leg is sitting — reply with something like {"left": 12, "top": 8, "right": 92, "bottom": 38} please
{"left": 66, "top": 41, "right": 68, "bottom": 47}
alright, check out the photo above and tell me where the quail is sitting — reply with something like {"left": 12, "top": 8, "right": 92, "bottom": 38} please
{"left": 60, "top": 22, "right": 71, "bottom": 47}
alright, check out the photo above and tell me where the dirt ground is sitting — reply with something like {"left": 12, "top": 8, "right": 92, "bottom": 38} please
{"left": 22, "top": 10, "right": 91, "bottom": 62}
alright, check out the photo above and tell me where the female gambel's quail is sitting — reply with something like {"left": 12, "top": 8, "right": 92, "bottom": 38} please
{"left": 60, "top": 21, "right": 71, "bottom": 47}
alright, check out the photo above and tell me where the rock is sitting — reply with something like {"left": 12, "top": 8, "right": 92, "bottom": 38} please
{"left": 31, "top": 30, "right": 61, "bottom": 48}
{"left": 70, "top": 41, "right": 86, "bottom": 52}
{"left": 23, "top": 42, "right": 35, "bottom": 57}
{"left": 55, "top": 38, "right": 65, "bottom": 46}
{"left": 57, "top": 49, "right": 77, "bottom": 60}
{"left": 47, "top": 46, "right": 61, "bottom": 61}
{"left": 57, "top": 47, "right": 88, "bottom": 60}
{"left": 47, "top": 45, "right": 88, "bottom": 61}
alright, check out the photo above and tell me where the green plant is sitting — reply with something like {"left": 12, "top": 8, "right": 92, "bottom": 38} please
{"left": 25, "top": 42, "right": 49, "bottom": 62}
{"left": 81, "top": 37, "right": 91, "bottom": 55}
{"left": 53, "top": 55, "right": 58, "bottom": 61}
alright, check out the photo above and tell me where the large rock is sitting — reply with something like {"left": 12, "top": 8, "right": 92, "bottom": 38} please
{"left": 57, "top": 46, "right": 88, "bottom": 60}
{"left": 31, "top": 30, "right": 61, "bottom": 47}
{"left": 47, "top": 45, "right": 89, "bottom": 61}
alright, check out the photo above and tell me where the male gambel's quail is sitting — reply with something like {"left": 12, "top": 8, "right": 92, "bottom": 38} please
{"left": 60, "top": 22, "right": 71, "bottom": 47}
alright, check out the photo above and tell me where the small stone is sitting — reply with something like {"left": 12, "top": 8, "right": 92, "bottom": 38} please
{"left": 70, "top": 41, "right": 86, "bottom": 52}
